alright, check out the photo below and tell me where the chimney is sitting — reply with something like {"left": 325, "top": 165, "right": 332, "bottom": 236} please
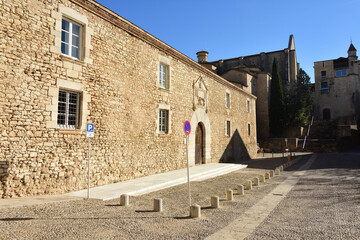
{"left": 196, "top": 51, "right": 208, "bottom": 63}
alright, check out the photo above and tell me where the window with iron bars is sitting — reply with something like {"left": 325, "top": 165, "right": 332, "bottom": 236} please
{"left": 57, "top": 90, "right": 79, "bottom": 129}
{"left": 159, "top": 109, "right": 169, "bottom": 134}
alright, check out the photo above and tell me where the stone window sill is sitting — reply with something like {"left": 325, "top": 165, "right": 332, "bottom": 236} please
{"left": 59, "top": 129, "right": 83, "bottom": 135}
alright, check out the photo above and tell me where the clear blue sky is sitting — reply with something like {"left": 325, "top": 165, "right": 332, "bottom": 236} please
{"left": 96, "top": 0, "right": 360, "bottom": 82}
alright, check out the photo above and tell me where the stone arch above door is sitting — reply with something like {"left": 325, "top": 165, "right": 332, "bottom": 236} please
{"left": 188, "top": 108, "right": 211, "bottom": 166}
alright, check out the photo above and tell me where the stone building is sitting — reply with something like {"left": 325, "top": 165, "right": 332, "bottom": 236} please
{"left": 0, "top": 0, "right": 257, "bottom": 197}
{"left": 313, "top": 43, "right": 360, "bottom": 120}
{"left": 196, "top": 35, "right": 299, "bottom": 140}
{"left": 202, "top": 35, "right": 299, "bottom": 92}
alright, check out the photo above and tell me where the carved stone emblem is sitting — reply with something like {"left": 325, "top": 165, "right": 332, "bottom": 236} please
{"left": 193, "top": 76, "right": 208, "bottom": 112}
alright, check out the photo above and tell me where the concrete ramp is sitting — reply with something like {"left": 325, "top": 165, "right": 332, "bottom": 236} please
{"left": 65, "top": 163, "right": 247, "bottom": 201}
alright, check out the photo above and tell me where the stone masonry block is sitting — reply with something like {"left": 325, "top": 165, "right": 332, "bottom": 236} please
{"left": 210, "top": 196, "right": 219, "bottom": 208}
{"left": 237, "top": 184, "right": 244, "bottom": 195}
{"left": 245, "top": 180, "right": 252, "bottom": 190}
{"left": 190, "top": 204, "right": 201, "bottom": 218}
{"left": 153, "top": 198, "right": 162, "bottom": 212}
{"left": 259, "top": 175, "right": 265, "bottom": 183}
{"left": 120, "top": 194, "right": 129, "bottom": 206}
{"left": 253, "top": 177, "right": 259, "bottom": 186}
{"left": 226, "top": 189, "right": 233, "bottom": 201}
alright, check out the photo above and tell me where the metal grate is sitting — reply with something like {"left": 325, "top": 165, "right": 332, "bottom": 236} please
{"left": 159, "top": 109, "right": 168, "bottom": 134}
{"left": 58, "top": 90, "right": 79, "bottom": 129}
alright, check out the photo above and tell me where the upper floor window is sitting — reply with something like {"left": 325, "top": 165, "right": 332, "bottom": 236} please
{"left": 248, "top": 123, "right": 251, "bottom": 136}
{"left": 246, "top": 99, "right": 250, "bottom": 112}
{"left": 58, "top": 90, "right": 79, "bottom": 129}
{"left": 321, "top": 82, "right": 328, "bottom": 93}
{"left": 226, "top": 120, "right": 231, "bottom": 137}
{"left": 159, "top": 109, "right": 169, "bottom": 134}
{"left": 335, "top": 69, "right": 347, "bottom": 77}
{"left": 225, "top": 92, "right": 230, "bottom": 108}
{"left": 321, "top": 71, "right": 326, "bottom": 78}
{"left": 61, "top": 19, "right": 81, "bottom": 59}
{"left": 159, "top": 64, "right": 169, "bottom": 89}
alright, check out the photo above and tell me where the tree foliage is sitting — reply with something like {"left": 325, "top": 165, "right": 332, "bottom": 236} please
{"left": 269, "top": 59, "right": 286, "bottom": 136}
{"left": 286, "top": 68, "right": 313, "bottom": 126}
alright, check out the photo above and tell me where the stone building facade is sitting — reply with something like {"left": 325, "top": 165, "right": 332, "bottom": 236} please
{"left": 314, "top": 43, "right": 360, "bottom": 120}
{"left": 196, "top": 35, "right": 299, "bottom": 140}
{"left": 204, "top": 35, "right": 299, "bottom": 92}
{"left": 0, "top": 0, "right": 257, "bottom": 197}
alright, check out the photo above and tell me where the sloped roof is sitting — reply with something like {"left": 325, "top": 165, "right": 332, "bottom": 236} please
{"left": 348, "top": 43, "right": 356, "bottom": 52}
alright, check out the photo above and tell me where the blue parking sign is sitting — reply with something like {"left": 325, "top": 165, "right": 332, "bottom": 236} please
{"left": 86, "top": 123, "right": 94, "bottom": 137}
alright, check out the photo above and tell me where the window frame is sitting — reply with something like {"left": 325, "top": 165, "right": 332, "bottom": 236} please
{"left": 248, "top": 123, "right": 251, "bottom": 136}
{"left": 226, "top": 120, "right": 231, "bottom": 137}
{"left": 246, "top": 99, "right": 250, "bottom": 112}
{"left": 158, "top": 109, "right": 169, "bottom": 134}
{"left": 321, "top": 82, "right": 328, "bottom": 91}
{"left": 61, "top": 18, "right": 82, "bottom": 60}
{"left": 321, "top": 71, "right": 326, "bottom": 78}
{"left": 335, "top": 69, "right": 347, "bottom": 77}
{"left": 57, "top": 89, "right": 80, "bottom": 129}
{"left": 225, "top": 92, "right": 230, "bottom": 109}
{"left": 159, "top": 63, "right": 169, "bottom": 89}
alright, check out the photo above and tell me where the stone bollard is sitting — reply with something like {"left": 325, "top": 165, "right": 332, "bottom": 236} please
{"left": 211, "top": 196, "right": 220, "bottom": 208}
{"left": 190, "top": 204, "right": 201, "bottom": 218}
{"left": 269, "top": 170, "right": 274, "bottom": 177}
{"left": 120, "top": 194, "right": 129, "bottom": 206}
{"left": 226, "top": 189, "right": 233, "bottom": 201}
{"left": 280, "top": 166, "right": 284, "bottom": 172}
{"left": 237, "top": 184, "right": 244, "bottom": 195}
{"left": 253, "top": 177, "right": 259, "bottom": 186}
{"left": 154, "top": 198, "right": 162, "bottom": 212}
{"left": 259, "top": 175, "right": 265, "bottom": 183}
{"left": 245, "top": 180, "right": 252, "bottom": 190}
{"left": 275, "top": 168, "right": 280, "bottom": 175}
{"left": 265, "top": 172, "right": 270, "bottom": 179}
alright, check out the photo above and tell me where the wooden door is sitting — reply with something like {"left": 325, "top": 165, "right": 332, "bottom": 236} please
{"left": 195, "top": 123, "right": 203, "bottom": 165}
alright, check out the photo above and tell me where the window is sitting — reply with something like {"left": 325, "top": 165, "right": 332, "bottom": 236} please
{"left": 226, "top": 120, "right": 231, "bottom": 136}
{"left": 335, "top": 69, "right": 347, "bottom": 77}
{"left": 323, "top": 108, "right": 331, "bottom": 120}
{"left": 248, "top": 123, "right": 251, "bottom": 136}
{"left": 61, "top": 19, "right": 81, "bottom": 59}
{"left": 246, "top": 99, "right": 250, "bottom": 112}
{"left": 57, "top": 90, "right": 79, "bottom": 129}
{"left": 321, "top": 71, "right": 326, "bottom": 78}
{"left": 159, "top": 64, "right": 168, "bottom": 89}
{"left": 321, "top": 82, "right": 328, "bottom": 92}
{"left": 159, "top": 109, "right": 169, "bottom": 134}
{"left": 226, "top": 92, "right": 230, "bottom": 108}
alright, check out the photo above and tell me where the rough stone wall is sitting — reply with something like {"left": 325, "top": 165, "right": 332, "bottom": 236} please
{"left": 0, "top": 0, "right": 257, "bottom": 197}
{"left": 213, "top": 49, "right": 294, "bottom": 91}
{"left": 314, "top": 60, "right": 359, "bottom": 120}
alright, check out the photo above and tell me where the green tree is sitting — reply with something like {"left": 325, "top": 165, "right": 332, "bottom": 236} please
{"left": 269, "top": 59, "right": 286, "bottom": 136}
{"left": 286, "top": 68, "right": 313, "bottom": 126}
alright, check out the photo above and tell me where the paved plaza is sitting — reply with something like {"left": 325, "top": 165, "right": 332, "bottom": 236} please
{"left": 0, "top": 149, "right": 359, "bottom": 239}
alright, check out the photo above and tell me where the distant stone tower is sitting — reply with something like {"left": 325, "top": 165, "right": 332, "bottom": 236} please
{"left": 313, "top": 42, "right": 360, "bottom": 120}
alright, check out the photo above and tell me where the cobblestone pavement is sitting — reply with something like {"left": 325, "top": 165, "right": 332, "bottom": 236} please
{"left": 247, "top": 151, "right": 360, "bottom": 240}
{"left": 0, "top": 156, "right": 293, "bottom": 239}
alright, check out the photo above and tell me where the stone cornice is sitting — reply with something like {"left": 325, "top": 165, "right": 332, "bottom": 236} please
{"left": 69, "top": 0, "right": 256, "bottom": 99}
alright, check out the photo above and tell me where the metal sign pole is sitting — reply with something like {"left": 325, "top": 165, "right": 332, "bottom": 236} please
{"left": 87, "top": 137, "right": 91, "bottom": 199}
{"left": 186, "top": 134, "right": 191, "bottom": 208}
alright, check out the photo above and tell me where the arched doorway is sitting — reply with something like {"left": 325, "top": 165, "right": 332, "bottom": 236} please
{"left": 323, "top": 108, "right": 331, "bottom": 120}
{"left": 195, "top": 123, "right": 204, "bottom": 165}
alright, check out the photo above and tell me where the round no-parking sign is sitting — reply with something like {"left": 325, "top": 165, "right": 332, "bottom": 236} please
{"left": 184, "top": 121, "right": 191, "bottom": 135}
